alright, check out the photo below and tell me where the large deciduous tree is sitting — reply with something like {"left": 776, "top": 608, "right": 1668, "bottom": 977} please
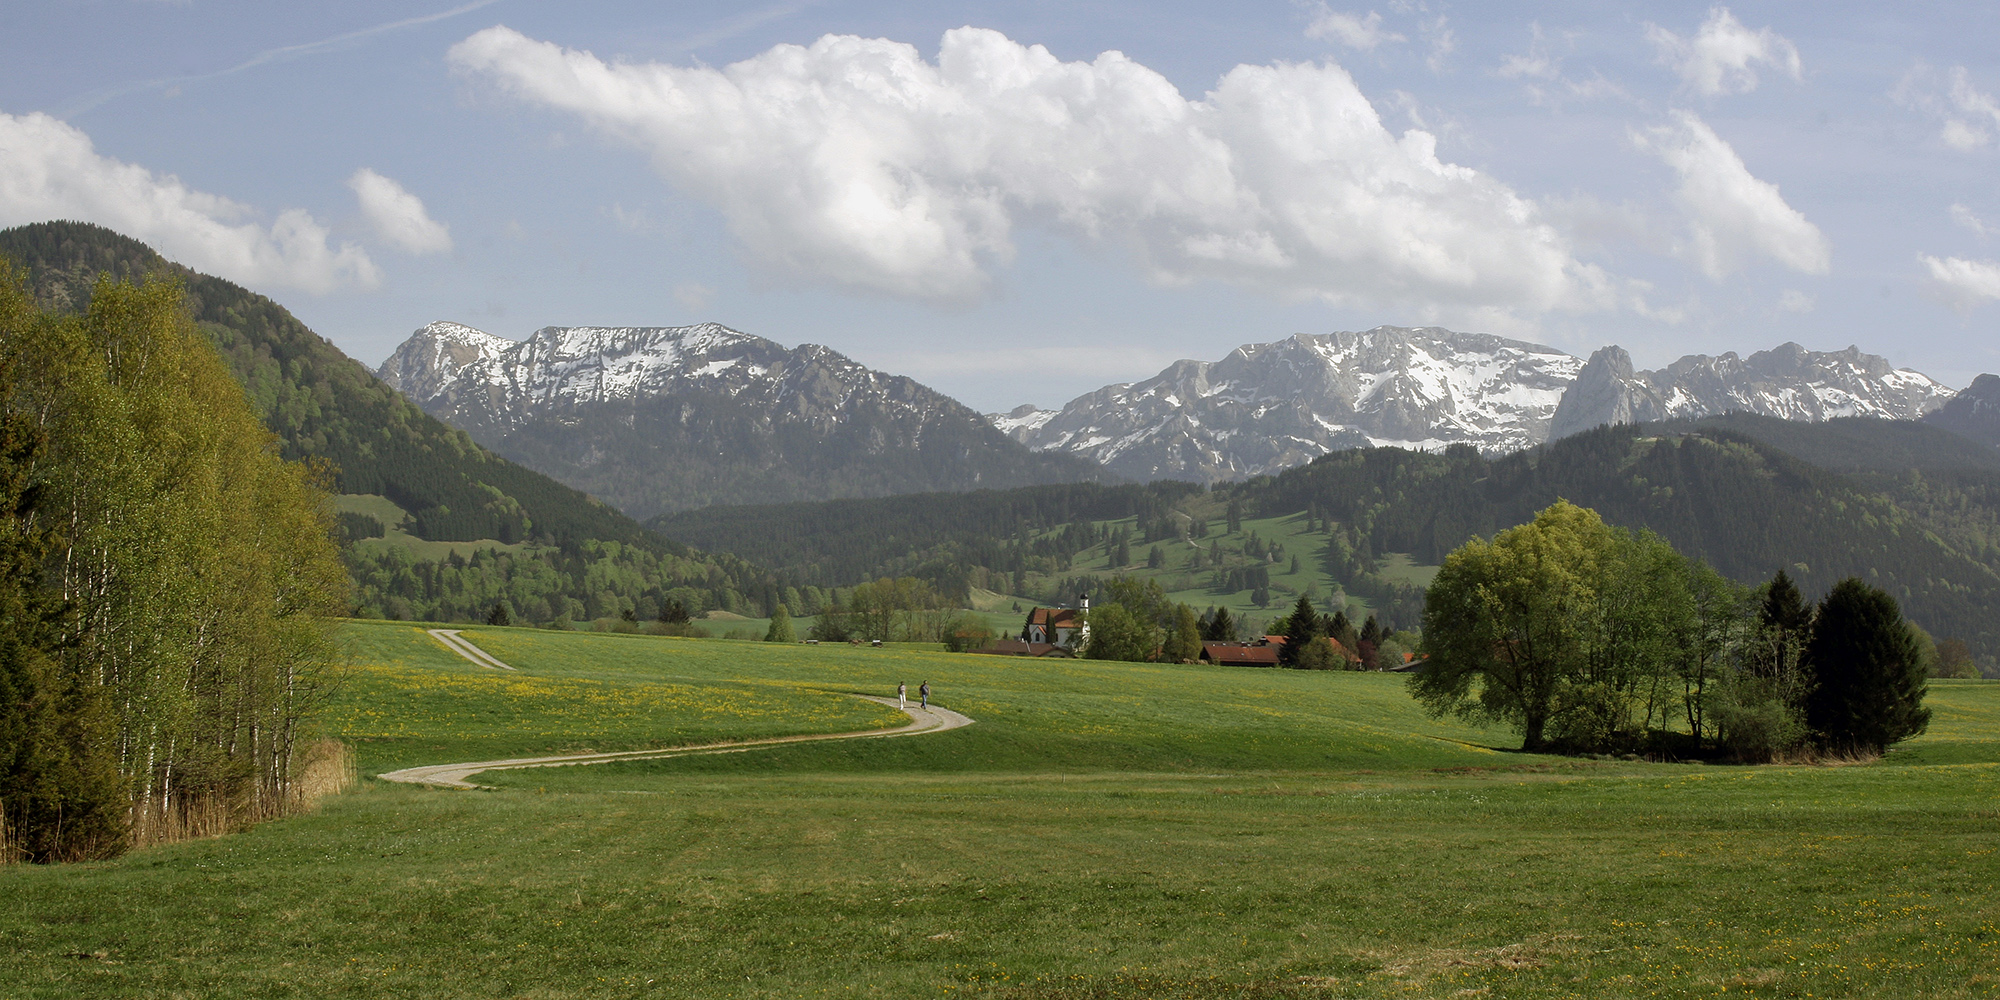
{"left": 1413, "top": 501, "right": 1614, "bottom": 751}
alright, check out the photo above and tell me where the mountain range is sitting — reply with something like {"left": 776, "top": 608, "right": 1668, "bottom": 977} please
{"left": 379, "top": 320, "right": 1100, "bottom": 519}
{"left": 991, "top": 327, "right": 1957, "bottom": 482}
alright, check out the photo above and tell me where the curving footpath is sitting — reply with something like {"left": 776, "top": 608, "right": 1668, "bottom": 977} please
{"left": 427, "top": 628, "right": 516, "bottom": 671}
{"left": 377, "top": 695, "right": 974, "bottom": 790}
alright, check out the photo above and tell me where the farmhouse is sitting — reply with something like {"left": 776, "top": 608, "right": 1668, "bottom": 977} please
{"left": 1199, "top": 641, "right": 1281, "bottom": 667}
{"left": 1022, "top": 603, "right": 1087, "bottom": 646}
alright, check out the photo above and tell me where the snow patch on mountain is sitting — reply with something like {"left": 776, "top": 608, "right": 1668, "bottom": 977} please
{"left": 991, "top": 326, "right": 1583, "bottom": 482}
{"left": 993, "top": 327, "right": 1957, "bottom": 483}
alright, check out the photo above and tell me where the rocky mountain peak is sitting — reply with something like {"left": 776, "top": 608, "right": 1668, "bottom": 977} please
{"left": 1547, "top": 342, "right": 1954, "bottom": 441}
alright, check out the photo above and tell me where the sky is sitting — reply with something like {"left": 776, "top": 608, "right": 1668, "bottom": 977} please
{"left": 3, "top": 1, "right": 1998, "bottom": 412}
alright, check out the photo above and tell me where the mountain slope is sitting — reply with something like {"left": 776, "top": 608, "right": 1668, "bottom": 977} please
{"left": 379, "top": 320, "right": 1103, "bottom": 519}
{"left": 991, "top": 326, "right": 1583, "bottom": 482}
{"left": 660, "top": 418, "right": 2000, "bottom": 666}
{"left": 1924, "top": 373, "right": 2000, "bottom": 450}
{"left": 0, "top": 221, "right": 782, "bottom": 622}
{"left": 1548, "top": 343, "right": 1954, "bottom": 440}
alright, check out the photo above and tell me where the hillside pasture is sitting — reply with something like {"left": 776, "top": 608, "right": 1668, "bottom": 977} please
{"left": 0, "top": 625, "right": 1995, "bottom": 998}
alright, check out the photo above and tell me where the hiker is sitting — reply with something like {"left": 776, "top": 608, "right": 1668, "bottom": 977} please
{"left": 919, "top": 681, "right": 929, "bottom": 709}
{"left": 898, "top": 682, "right": 907, "bottom": 710}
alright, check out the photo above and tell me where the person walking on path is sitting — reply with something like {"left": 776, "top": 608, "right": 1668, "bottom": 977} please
{"left": 919, "top": 681, "right": 929, "bottom": 709}
{"left": 898, "top": 682, "right": 907, "bottom": 711}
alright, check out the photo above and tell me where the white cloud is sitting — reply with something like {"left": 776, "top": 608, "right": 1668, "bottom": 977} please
{"left": 1777, "top": 288, "right": 1814, "bottom": 313}
{"left": 0, "top": 110, "right": 376, "bottom": 293}
{"left": 449, "top": 25, "right": 1617, "bottom": 319}
{"left": 1498, "top": 24, "right": 1630, "bottom": 107}
{"left": 1920, "top": 254, "right": 2000, "bottom": 312}
{"left": 1646, "top": 7, "right": 1801, "bottom": 97}
{"left": 1952, "top": 203, "right": 1991, "bottom": 238}
{"left": 1633, "top": 111, "right": 1829, "bottom": 279}
{"left": 347, "top": 168, "right": 452, "bottom": 254}
{"left": 1305, "top": 8, "right": 1403, "bottom": 51}
{"left": 1944, "top": 68, "right": 2000, "bottom": 149}
{"left": 1422, "top": 15, "right": 1456, "bottom": 73}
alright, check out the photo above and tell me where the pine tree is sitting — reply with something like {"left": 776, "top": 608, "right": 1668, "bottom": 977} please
{"left": 1201, "top": 606, "right": 1236, "bottom": 642}
{"left": 487, "top": 601, "right": 512, "bottom": 626}
{"left": 765, "top": 603, "right": 796, "bottom": 643}
{"left": 1226, "top": 501, "right": 1243, "bottom": 535}
{"left": 1804, "top": 578, "right": 1931, "bottom": 754}
{"left": 1280, "top": 594, "right": 1320, "bottom": 667}
{"left": 1147, "top": 545, "right": 1164, "bottom": 569}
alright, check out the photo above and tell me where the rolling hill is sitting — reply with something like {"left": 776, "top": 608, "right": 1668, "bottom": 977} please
{"left": 657, "top": 416, "right": 2000, "bottom": 666}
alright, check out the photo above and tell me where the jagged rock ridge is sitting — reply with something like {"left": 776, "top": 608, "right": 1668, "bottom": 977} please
{"left": 1549, "top": 343, "right": 1956, "bottom": 441}
{"left": 992, "top": 329, "right": 1958, "bottom": 483}
{"left": 988, "top": 326, "right": 1585, "bottom": 482}
{"left": 379, "top": 321, "right": 1100, "bottom": 518}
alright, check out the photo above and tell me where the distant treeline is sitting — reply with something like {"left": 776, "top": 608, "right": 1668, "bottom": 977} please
{"left": 651, "top": 481, "right": 1203, "bottom": 600}
{"left": 662, "top": 417, "right": 2000, "bottom": 668}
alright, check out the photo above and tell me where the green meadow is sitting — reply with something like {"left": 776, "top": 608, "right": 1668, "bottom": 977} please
{"left": 2, "top": 622, "right": 1997, "bottom": 998}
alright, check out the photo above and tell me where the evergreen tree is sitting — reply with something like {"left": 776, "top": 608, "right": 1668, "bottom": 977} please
{"left": 1147, "top": 545, "right": 1165, "bottom": 569}
{"left": 1280, "top": 594, "right": 1320, "bottom": 667}
{"left": 1226, "top": 501, "right": 1243, "bottom": 535}
{"left": 0, "top": 355, "right": 124, "bottom": 862}
{"left": 1200, "top": 606, "right": 1236, "bottom": 642}
{"left": 658, "top": 598, "right": 690, "bottom": 625}
{"left": 765, "top": 603, "right": 796, "bottom": 643}
{"left": 487, "top": 601, "right": 512, "bottom": 626}
{"left": 1804, "top": 578, "right": 1931, "bottom": 754}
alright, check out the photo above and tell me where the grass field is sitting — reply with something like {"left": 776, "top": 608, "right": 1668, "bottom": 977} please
{"left": 2, "top": 623, "right": 1997, "bottom": 999}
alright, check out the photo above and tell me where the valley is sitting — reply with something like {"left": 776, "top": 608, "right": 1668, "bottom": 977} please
{"left": 2, "top": 622, "right": 1995, "bottom": 997}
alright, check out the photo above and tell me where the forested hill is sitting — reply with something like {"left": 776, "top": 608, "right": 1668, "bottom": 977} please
{"left": 0, "top": 221, "right": 782, "bottom": 622}
{"left": 658, "top": 417, "right": 2000, "bottom": 663}
{"left": 1243, "top": 420, "right": 2000, "bottom": 659}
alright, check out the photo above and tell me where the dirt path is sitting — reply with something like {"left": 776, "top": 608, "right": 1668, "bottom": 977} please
{"left": 377, "top": 695, "right": 975, "bottom": 789}
{"left": 427, "top": 628, "right": 516, "bottom": 671}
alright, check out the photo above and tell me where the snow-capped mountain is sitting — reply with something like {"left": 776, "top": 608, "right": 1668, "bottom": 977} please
{"left": 378, "top": 321, "right": 1098, "bottom": 518}
{"left": 988, "top": 327, "right": 1958, "bottom": 483}
{"left": 1548, "top": 343, "right": 1956, "bottom": 440}
{"left": 987, "top": 327, "right": 1585, "bottom": 482}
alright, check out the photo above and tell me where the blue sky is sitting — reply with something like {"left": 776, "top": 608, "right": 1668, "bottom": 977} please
{"left": 4, "top": 1, "right": 1997, "bottom": 411}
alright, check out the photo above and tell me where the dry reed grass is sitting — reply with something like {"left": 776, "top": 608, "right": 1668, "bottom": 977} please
{"left": 128, "top": 740, "right": 356, "bottom": 851}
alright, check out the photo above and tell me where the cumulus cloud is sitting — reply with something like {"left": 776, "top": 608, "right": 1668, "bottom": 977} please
{"left": 1633, "top": 111, "right": 1829, "bottom": 279}
{"left": 1305, "top": 7, "right": 1403, "bottom": 51}
{"left": 1920, "top": 254, "right": 2000, "bottom": 312}
{"left": 1646, "top": 7, "right": 1801, "bottom": 97}
{"left": 348, "top": 168, "right": 452, "bottom": 254}
{"left": 448, "top": 25, "right": 1617, "bottom": 318}
{"left": 0, "top": 110, "right": 377, "bottom": 293}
